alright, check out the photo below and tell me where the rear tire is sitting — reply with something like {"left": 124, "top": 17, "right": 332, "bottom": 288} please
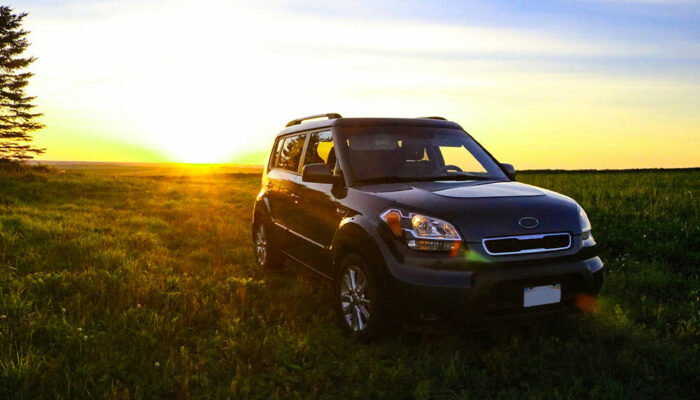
{"left": 334, "top": 253, "right": 388, "bottom": 340}
{"left": 253, "top": 221, "right": 283, "bottom": 269}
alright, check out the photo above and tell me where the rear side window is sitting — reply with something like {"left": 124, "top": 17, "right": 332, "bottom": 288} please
{"left": 303, "top": 131, "right": 334, "bottom": 168}
{"left": 274, "top": 134, "right": 306, "bottom": 172}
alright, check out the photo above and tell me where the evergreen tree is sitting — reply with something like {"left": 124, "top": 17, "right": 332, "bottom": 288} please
{"left": 0, "top": 6, "right": 44, "bottom": 160}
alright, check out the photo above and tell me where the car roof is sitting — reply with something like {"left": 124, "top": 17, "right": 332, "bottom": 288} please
{"left": 276, "top": 116, "right": 463, "bottom": 137}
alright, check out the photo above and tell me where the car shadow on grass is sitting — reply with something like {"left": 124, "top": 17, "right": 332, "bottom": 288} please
{"left": 261, "top": 261, "right": 698, "bottom": 398}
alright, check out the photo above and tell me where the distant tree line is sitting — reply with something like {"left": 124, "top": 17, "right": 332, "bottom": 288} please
{"left": 0, "top": 6, "right": 44, "bottom": 161}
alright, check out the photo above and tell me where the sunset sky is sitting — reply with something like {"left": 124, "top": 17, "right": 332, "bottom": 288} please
{"left": 14, "top": 0, "right": 700, "bottom": 168}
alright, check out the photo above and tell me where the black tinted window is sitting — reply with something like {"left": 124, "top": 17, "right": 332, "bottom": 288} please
{"left": 303, "top": 131, "right": 334, "bottom": 168}
{"left": 275, "top": 134, "right": 306, "bottom": 172}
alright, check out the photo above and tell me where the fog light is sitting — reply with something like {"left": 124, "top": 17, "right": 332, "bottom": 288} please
{"left": 407, "top": 239, "right": 460, "bottom": 252}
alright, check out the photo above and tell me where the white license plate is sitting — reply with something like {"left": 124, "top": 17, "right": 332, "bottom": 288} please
{"left": 523, "top": 284, "right": 561, "bottom": 307}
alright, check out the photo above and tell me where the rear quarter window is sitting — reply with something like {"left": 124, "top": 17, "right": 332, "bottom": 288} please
{"left": 269, "top": 138, "right": 284, "bottom": 170}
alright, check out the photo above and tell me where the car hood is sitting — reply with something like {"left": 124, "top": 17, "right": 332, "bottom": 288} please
{"left": 359, "top": 180, "right": 581, "bottom": 241}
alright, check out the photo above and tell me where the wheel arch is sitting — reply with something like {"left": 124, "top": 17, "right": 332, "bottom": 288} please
{"left": 331, "top": 218, "right": 387, "bottom": 279}
{"left": 252, "top": 196, "right": 272, "bottom": 242}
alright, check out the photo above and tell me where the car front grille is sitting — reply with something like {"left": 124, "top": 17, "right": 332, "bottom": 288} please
{"left": 482, "top": 232, "right": 571, "bottom": 256}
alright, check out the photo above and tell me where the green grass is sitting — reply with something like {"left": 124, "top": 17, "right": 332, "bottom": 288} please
{"left": 0, "top": 164, "right": 698, "bottom": 399}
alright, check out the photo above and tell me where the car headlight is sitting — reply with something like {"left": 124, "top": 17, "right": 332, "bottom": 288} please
{"left": 411, "top": 214, "right": 460, "bottom": 239}
{"left": 578, "top": 206, "right": 592, "bottom": 239}
{"left": 380, "top": 209, "right": 461, "bottom": 252}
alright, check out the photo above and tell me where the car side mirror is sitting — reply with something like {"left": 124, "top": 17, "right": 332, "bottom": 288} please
{"left": 302, "top": 163, "right": 343, "bottom": 185}
{"left": 501, "top": 163, "right": 516, "bottom": 180}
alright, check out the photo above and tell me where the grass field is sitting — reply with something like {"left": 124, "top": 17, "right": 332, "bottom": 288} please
{"left": 0, "top": 163, "right": 698, "bottom": 399}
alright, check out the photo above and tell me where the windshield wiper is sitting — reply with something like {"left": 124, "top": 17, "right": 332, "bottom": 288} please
{"left": 418, "top": 174, "right": 494, "bottom": 181}
{"left": 356, "top": 174, "right": 495, "bottom": 185}
{"left": 355, "top": 176, "right": 416, "bottom": 185}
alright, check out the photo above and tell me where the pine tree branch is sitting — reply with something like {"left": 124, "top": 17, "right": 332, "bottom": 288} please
{"left": 0, "top": 6, "right": 43, "bottom": 161}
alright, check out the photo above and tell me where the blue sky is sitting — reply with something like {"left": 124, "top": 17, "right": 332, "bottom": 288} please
{"left": 279, "top": 0, "right": 699, "bottom": 42}
{"left": 18, "top": 0, "right": 699, "bottom": 51}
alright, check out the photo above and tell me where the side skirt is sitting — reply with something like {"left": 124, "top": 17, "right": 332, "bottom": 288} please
{"left": 280, "top": 250, "right": 333, "bottom": 281}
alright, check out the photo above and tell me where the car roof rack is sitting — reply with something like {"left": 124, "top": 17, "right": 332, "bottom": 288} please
{"left": 285, "top": 113, "right": 342, "bottom": 127}
{"left": 418, "top": 116, "right": 447, "bottom": 120}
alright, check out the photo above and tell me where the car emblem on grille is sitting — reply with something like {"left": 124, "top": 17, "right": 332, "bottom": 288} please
{"left": 519, "top": 217, "right": 539, "bottom": 229}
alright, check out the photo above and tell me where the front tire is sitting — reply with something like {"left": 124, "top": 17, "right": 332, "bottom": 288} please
{"left": 253, "top": 221, "right": 283, "bottom": 269}
{"left": 334, "top": 253, "right": 387, "bottom": 340}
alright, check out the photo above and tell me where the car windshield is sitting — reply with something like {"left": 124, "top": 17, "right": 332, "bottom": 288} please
{"left": 340, "top": 126, "right": 508, "bottom": 184}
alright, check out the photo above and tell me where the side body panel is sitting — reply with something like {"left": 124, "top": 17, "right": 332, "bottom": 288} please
{"left": 293, "top": 181, "right": 344, "bottom": 275}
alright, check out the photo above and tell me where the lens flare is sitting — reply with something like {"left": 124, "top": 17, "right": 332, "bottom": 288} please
{"left": 576, "top": 294, "right": 598, "bottom": 313}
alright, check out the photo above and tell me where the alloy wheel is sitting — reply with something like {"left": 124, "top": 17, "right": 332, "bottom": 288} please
{"left": 254, "top": 224, "right": 267, "bottom": 266}
{"left": 339, "top": 265, "right": 371, "bottom": 331}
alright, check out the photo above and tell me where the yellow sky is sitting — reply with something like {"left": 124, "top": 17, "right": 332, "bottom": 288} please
{"left": 18, "top": 0, "right": 700, "bottom": 168}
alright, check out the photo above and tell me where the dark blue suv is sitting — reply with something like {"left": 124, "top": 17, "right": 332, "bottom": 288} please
{"left": 252, "top": 113, "right": 604, "bottom": 339}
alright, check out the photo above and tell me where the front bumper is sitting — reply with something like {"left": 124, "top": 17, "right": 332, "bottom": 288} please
{"left": 379, "top": 241, "right": 604, "bottom": 325}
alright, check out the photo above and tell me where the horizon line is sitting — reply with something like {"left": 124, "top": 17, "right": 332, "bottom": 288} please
{"left": 25, "top": 160, "right": 700, "bottom": 172}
